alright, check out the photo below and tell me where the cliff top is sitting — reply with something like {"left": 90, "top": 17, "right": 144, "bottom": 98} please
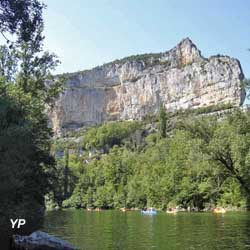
{"left": 61, "top": 38, "right": 194, "bottom": 76}
{"left": 62, "top": 38, "right": 242, "bottom": 80}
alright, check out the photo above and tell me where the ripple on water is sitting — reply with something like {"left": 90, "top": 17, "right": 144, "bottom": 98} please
{"left": 43, "top": 211, "right": 250, "bottom": 250}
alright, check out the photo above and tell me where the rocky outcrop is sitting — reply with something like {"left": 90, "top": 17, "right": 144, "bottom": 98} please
{"left": 11, "top": 231, "right": 78, "bottom": 250}
{"left": 49, "top": 38, "right": 245, "bottom": 135}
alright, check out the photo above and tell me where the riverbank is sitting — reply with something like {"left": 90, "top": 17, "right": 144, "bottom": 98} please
{"left": 47, "top": 206, "right": 248, "bottom": 213}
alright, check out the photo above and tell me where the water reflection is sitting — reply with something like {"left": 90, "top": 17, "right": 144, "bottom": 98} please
{"left": 43, "top": 211, "right": 250, "bottom": 250}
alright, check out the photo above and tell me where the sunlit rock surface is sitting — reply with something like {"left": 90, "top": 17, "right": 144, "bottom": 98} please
{"left": 49, "top": 38, "right": 245, "bottom": 135}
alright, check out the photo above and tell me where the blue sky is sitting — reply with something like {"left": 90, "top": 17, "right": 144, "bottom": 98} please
{"left": 43, "top": 0, "right": 250, "bottom": 77}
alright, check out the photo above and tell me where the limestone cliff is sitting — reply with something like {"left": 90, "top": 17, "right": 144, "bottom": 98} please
{"left": 49, "top": 38, "right": 245, "bottom": 135}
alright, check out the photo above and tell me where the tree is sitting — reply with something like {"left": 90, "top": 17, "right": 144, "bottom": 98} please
{"left": 0, "top": 0, "right": 64, "bottom": 105}
{"left": 0, "top": 45, "right": 17, "bottom": 81}
{"left": 180, "top": 112, "right": 250, "bottom": 210}
{"left": 209, "top": 111, "right": 250, "bottom": 210}
{"left": 159, "top": 104, "right": 168, "bottom": 138}
{"left": 0, "top": 90, "right": 54, "bottom": 226}
{"left": 0, "top": 0, "right": 64, "bottom": 233}
{"left": 63, "top": 149, "right": 69, "bottom": 199}
{"left": 0, "top": 0, "right": 45, "bottom": 44}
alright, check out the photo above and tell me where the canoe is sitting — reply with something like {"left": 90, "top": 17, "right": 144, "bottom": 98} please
{"left": 213, "top": 208, "right": 226, "bottom": 214}
{"left": 120, "top": 208, "right": 130, "bottom": 212}
{"left": 166, "top": 210, "right": 177, "bottom": 214}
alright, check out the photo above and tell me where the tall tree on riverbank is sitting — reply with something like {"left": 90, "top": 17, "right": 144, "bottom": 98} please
{"left": 0, "top": 0, "right": 64, "bottom": 227}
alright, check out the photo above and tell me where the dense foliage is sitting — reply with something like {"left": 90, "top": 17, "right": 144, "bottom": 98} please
{"left": 51, "top": 109, "right": 250, "bottom": 211}
{"left": 0, "top": 0, "right": 63, "bottom": 230}
{"left": 0, "top": 84, "right": 53, "bottom": 222}
{"left": 83, "top": 121, "right": 142, "bottom": 150}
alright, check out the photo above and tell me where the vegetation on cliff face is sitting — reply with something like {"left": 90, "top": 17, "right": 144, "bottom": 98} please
{"left": 50, "top": 108, "right": 250, "bottom": 211}
{"left": 61, "top": 52, "right": 166, "bottom": 80}
{"left": 103, "top": 52, "right": 165, "bottom": 68}
{"left": 0, "top": 0, "right": 63, "bottom": 229}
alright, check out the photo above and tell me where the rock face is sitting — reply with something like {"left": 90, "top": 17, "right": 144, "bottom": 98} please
{"left": 11, "top": 231, "right": 78, "bottom": 250}
{"left": 49, "top": 38, "right": 245, "bottom": 135}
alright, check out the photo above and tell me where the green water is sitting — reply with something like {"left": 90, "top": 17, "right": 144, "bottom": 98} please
{"left": 43, "top": 210, "right": 250, "bottom": 250}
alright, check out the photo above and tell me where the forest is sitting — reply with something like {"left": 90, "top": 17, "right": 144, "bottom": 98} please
{"left": 49, "top": 106, "right": 250, "bottom": 211}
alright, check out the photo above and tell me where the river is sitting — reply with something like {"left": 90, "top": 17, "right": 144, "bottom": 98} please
{"left": 42, "top": 210, "right": 250, "bottom": 250}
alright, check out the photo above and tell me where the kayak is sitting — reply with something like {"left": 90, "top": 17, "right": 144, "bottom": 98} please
{"left": 166, "top": 210, "right": 177, "bottom": 214}
{"left": 141, "top": 209, "right": 157, "bottom": 215}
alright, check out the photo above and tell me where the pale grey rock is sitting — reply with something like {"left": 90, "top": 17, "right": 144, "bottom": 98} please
{"left": 12, "top": 231, "right": 78, "bottom": 250}
{"left": 49, "top": 38, "right": 245, "bottom": 135}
